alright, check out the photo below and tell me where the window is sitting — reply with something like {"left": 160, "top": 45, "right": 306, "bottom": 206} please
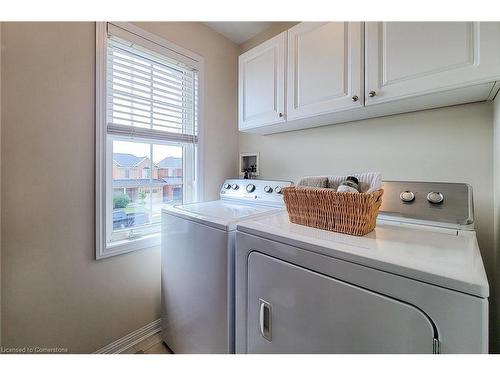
{"left": 96, "top": 23, "right": 203, "bottom": 259}
{"left": 142, "top": 166, "right": 151, "bottom": 179}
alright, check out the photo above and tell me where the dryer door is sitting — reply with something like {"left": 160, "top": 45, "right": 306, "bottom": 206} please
{"left": 247, "top": 252, "right": 437, "bottom": 353}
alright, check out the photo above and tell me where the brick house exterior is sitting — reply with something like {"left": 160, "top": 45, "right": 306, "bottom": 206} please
{"left": 112, "top": 153, "right": 183, "bottom": 205}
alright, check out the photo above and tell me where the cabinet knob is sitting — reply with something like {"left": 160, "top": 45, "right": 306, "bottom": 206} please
{"left": 279, "top": 112, "right": 284, "bottom": 117}
{"left": 352, "top": 95, "right": 359, "bottom": 102}
{"left": 368, "top": 91, "right": 377, "bottom": 98}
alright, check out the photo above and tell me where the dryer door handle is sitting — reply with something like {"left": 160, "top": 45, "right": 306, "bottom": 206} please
{"left": 259, "top": 299, "right": 272, "bottom": 342}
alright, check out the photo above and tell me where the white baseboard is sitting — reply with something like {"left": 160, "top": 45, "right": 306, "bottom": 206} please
{"left": 94, "top": 319, "right": 162, "bottom": 354}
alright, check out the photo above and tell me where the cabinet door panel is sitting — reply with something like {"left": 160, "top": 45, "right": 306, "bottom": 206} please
{"left": 247, "top": 252, "right": 436, "bottom": 354}
{"left": 287, "top": 22, "right": 363, "bottom": 120}
{"left": 239, "top": 32, "right": 286, "bottom": 129}
{"left": 365, "top": 22, "right": 500, "bottom": 105}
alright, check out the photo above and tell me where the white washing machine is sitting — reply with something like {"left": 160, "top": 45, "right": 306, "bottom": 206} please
{"left": 235, "top": 181, "right": 489, "bottom": 354}
{"left": 161, "top": 178, "right": 293, "bottom": 353}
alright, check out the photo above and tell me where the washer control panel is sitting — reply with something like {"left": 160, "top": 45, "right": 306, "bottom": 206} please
{"left": 380, "top": 181, "right": 473, "bottom": 227}
{"left": 220, "top": 179, "right": 293, "bottom": 206}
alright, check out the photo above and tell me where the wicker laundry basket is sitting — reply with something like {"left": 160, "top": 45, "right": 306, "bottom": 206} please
{"left": 282, "top": 187, "right": 384, "bottom": 236}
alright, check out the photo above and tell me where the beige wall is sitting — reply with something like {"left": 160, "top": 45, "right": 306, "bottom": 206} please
{"left": 1, "top": 22, "right": 239, "bottom": 353}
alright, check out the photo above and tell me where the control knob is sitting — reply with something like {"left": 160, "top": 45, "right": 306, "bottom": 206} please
{"left": 231, "top": 184, "right": 239, "bottom": 190}
{"left": 264, "top": 186, "right": 273, "bottom": 193}
{"left": 275, "top": 186, "right": 283, "bottom": 194}
{"left": 246, "top": 184, "right": 256, "bottom": 193}
{"left": 223, "top": 183, "right": 231, "bottom": 189}
{"left": 427, "top": 192, "right": 444, "bottom": 204}
{"left": 400, "top": 191, "right": 415, "bottom": 203}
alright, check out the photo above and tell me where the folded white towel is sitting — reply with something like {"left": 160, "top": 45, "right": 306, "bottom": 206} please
{"left": 297, "top": 172, "right": 382, "bottom": 193}
{"left": 296, "top": 176, "right": 328, "bottom": 188}
{"left": 328, "top": 172, "right": 382, "bottom": 193}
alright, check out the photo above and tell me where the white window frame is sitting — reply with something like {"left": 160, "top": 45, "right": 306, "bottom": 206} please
{"left": 95, "top": 22, "right": 204, "bottom": 259}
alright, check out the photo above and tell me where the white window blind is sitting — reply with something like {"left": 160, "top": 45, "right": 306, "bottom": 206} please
{"left": 107, "top": 35, "right": 198, "bottom": 143}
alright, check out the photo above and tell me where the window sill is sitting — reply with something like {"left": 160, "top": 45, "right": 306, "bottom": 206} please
{"left": 97, "top": 233, "right": 161, "bottom": 260}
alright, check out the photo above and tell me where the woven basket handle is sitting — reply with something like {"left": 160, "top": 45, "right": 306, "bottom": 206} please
{"left": 373, "top": 189, "right": 384, "bottom": 202}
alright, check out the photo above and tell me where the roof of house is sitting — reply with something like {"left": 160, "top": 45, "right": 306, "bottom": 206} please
{"left": 161, "top": 177, "right": 183, "bottom": 185}
{"left": 113, "top": 153, "right": 148, "bottom": 167}
{"left": 157, "top": 157, "right": 182, "bottom": 169}
{"left": 113, "top": 154, "right": 182, "bottom": 169}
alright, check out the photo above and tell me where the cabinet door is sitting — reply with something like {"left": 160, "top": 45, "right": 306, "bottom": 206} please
{"left": 238, "top": 32, "right": 286, "bottom": 130}
{"left": 365, "top": 22, "right": 500, "bottom": 105}
{"left": 287, "top": 22, "right": 363, "bottom": 120}
{"left": 247, "top": 252, "right": 436, "bottom": 354}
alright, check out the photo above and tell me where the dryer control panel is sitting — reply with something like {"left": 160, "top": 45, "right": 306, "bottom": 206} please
{"left": 379, "top": 181, "right": 473, "bottom": 229}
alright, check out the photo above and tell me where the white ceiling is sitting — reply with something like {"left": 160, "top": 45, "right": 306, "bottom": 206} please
{"left": 204, "top": 22, "right": 274, "bottom": 45}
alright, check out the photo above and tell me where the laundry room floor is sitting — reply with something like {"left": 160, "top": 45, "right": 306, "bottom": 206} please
{"left": 121, "top": 332, "right": 172, "bottom": 354}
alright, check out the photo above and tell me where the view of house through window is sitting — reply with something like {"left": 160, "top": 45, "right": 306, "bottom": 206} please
{"left": 110, "top": 139, "right": 184, "bottom": 242}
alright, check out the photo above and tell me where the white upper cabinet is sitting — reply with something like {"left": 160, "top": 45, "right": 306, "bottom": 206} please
{"left": 287, "top": 22, "right": 363, "bottom": 120}
{"left": 365, "top": 22, "right": 500, "bottom": 105}
{"left": 238, "top": 22, "right": 500, "bottom": 134}
{"left": 238, "top": 32, "right": 286, "bottom": 130}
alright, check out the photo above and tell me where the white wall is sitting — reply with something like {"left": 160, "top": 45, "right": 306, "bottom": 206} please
{"left": 238, "top": 22, "right": 298, "bottom": 52}
{"left": 0, "top": 22, "right": 2, "bottom": 348}
{"left": 239, "top": 23, "right": 499, "bottom": 352}
{"left": 240, "top": 102, "right": 497, "bottom": 349}
{"left": 1, "top": 22, "right": 239, "bottom": 353}
{"left": 492, "top": 94, "right": 500, "bottom": 352}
